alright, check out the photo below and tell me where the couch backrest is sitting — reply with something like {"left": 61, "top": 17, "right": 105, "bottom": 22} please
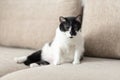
{"left": 82, "top": 0, "right": 120, "bottom": 59}
{"left": 0, "top": 0, "right": 82, "bottom": 49}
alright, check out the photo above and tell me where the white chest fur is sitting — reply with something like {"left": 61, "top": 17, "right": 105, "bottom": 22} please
{"left": 42, "top": 28, "right": 84, "bottom": 65}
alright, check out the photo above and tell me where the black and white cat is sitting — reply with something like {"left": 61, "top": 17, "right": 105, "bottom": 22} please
{"left": 14, "top": 15, "right": 84, "bottom": 68}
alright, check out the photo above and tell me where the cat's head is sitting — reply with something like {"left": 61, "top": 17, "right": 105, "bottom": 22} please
{"left": 59, "top": 15, "right": 82, "bottom": 38}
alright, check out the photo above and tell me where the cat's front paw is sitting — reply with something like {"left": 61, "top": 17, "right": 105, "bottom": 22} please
{"left": 72, "top": 61, "right": 80, "bottom": 65}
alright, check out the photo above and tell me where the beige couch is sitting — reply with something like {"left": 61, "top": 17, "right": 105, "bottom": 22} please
{"left": 0, "top": 47, "right": 120, "bottom": 80}
{"left": 0, "top": 0, "right": 120, "bottom": 80}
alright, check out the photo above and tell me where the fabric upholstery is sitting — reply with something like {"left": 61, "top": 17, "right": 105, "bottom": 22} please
{"left": 82, "top": 0, "right": 120, "bottom": 58}
{"left": 0, "top": 0, "right": 82, "bottom": 49}
{"left": 0, "top": 46, "right": 35, "bottom": 77}
{"left": 1, "top": 57, "right": 120, "bottom": 80}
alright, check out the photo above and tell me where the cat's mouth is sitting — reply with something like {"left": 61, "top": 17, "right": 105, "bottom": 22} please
{"left": 70, "top": 36, "right": 73, "bottom": 38}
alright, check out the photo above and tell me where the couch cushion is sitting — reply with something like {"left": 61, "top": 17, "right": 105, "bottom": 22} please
{"left": 0, "top": 0, "right": 82, "bottom": 49}
{"left": 0, "top": 46, "right": 35, "bottom": 77}
{"left": 1, "top": 57, "right": 120, "bottom": 80}
{"left": 82, "top": 0, "right": 120, "bottom": 58}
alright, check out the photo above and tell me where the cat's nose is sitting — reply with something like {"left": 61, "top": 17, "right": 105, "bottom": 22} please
{"left": 70, "top": 31, "right": 76, "bottom": 36}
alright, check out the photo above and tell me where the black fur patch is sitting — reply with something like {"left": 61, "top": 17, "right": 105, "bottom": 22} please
{"left": 36, "top": 60, "right": 50, "bottom": 65}
{"left": 49, "top": 41, "right": 52, "bottom": 46}
{"left": 23, "top": 50, "right": 49, "bottom": 66}
{"left": 23, "top": 50, "right": 42, "bottom": 65}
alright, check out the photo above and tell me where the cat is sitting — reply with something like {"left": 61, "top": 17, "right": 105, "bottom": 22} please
{"left": 14, "top": 15, "right": 85, "bottom": 68}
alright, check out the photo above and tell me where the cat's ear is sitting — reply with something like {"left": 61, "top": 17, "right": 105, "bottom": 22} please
{"left": 76, "top": 15, "right": 82, "bottom": 22}
{"left": 59, "top": 16, "right": 66, "bottom": 22}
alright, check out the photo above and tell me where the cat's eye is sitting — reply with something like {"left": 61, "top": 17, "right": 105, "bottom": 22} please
{"left": 66, "top": 26, "right": 69, "bottom": 29}
{"left": 74, "top": 24, "right": 79, "bottom": 30}
{"left": 64, "top": 23, "right": 69, "bottom": 30}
